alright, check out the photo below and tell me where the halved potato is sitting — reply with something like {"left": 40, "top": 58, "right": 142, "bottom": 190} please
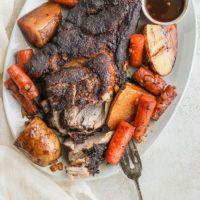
{"left": 18, "top": 2, "right": 62, "bottom": 48}
{"left": 15, "top": 117, "right": 61, "bottom": 167}
{"left": 144, "top": 25, "right": 177, "bottom": 76}
{"left": 106, "top": 83, "right": 147, "bottom": 130}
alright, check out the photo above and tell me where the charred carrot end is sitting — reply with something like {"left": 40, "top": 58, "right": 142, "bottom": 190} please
{"left": 53, "top": 0, "right": 79, "bottom": 7}
{"left": 129, "top": 34, "right": 145, "bottom": 68}
{"left": 12, "top": 92, "right": 38, "bottom": 115}
{"left": 152, "top": 85, "right": 177, "bottom": 121}
{"left": 7, "top": 64, "right": 39, "bottom": 100}
{"left": 105, "top": 121, "right": 135, "bottom": 165}
{"left": 4, "top": 78, "right": 18, "bottom": 93}
{"left": 5, "top": 78, "right": 38, "bottom": 115}
{"left": 16, "top": 49, "right": 33, "bottom": 70}
{"left": 133, "top": 94, "right": 156, "bottom": 142}
{"left": 133, "top": 66, "right": 167, "bottom": 96}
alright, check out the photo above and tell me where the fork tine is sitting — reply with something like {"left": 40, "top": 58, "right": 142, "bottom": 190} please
{"left": 129, "top": 139, "right": 142, "bottom": 169}
{"left": 127, "top": 142, "right": 137, "bottom": 165}
{"left": 120, "top": 155, "right": 126, "bottom": 171}
{"left": 120, "top": 150, "right": 130, "bottom": 173}
{"left": 125, "top": 147, "right": 130, "bottom": 165}
{"left": 121, "top": 147, "right": 130, "bottom": 166}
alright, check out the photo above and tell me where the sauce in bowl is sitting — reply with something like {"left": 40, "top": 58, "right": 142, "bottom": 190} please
{"left": 146, "top": 0, "right": 185, "bottom": 22}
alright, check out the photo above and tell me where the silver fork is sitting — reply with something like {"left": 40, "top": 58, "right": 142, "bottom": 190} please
{"left": 120, "top": 139, "right": 143, "bottom": 200}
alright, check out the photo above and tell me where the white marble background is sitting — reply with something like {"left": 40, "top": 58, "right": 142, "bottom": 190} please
{"left": 1, "top": 1, "right": 200, "bottom": 200}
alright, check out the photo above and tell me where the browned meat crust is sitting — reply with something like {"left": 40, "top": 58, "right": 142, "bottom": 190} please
{"left": 83, "top": 144, "right": 107, "bottom": 175}
{"left": 42, "top": 52, "right": 115, "bottom": 135}
{"left": 25, "top": 0, "right": 141, "bottom": 142}
{"left": 64, "top": 131, "right": 113, "bottom": 176}
{"left": 26, "top": 0, "right": 142, "bottom": 85}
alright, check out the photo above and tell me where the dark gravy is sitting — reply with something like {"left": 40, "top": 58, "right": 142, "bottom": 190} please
{"left": 146, "top": 0, "right": 185, "bottom": 22}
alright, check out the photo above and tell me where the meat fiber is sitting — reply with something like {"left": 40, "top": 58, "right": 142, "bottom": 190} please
{"left": 64, "top": 131, "right": 113, "bottom": 176}
{"left": 42, "top": 52, "right": 115, "bottom": 136}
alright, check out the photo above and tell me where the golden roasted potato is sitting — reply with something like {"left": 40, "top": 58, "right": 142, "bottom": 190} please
{"left": 144, "top": 25, "right": 177, "bottom": 76}
{"left": 18, "top": 2, "right": 62, "bottom": 48}
{"left": 106, "top": 83, "right": 147, "bottom": 130}
{"left": 15, "top": 117, "right": 61, "bottom": 167}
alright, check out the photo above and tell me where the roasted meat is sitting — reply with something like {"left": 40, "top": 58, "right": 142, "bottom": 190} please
{"left": 47, "top": 101, "right": 110, "bottom": 137}
{"left": 42, "top": 52, "right": 115, "bottom": 136}
{"left": 27, "top": 0, "right": 142, "bottom": 83}
{"left": 64, "top": 131, "right": 113, "bottom": 176}
{"left": 23, "top": 0, "right": 141, "bottom": 175}
{"left": 45, "top": 53, "right": 116, "bottom": 104}
{"left": 26, "top": 0, "right": 141, "bottom": 138}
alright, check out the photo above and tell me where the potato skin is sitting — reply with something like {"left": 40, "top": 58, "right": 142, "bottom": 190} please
{"left": 144, "top": 25, "right": 177, "bottom": 76}
{"left": 18, "top": 2, "right": 62, "bottom": 48}
{"left": 15, "top": 117, "right": 61, "bottom": 167}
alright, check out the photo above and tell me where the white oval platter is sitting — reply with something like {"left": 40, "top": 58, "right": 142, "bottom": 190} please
{"left": 3, "top": 0, "right": 197, "bottom": 181}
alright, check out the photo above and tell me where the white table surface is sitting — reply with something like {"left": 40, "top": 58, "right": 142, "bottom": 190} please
{"left": 1, "top": 1, "right": 200, "bottom": 200}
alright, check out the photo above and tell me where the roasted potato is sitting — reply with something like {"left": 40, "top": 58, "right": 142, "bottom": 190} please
{"left": 144, "top": 25, "right": 177, "bottom": 76}
{"left": 18, "top": 2, "right": 62, "bottom": 48}
{"left": 15, "top": 117, "right": 61, "bottom": 167}
{"left": 107, "top": 83, "right": 147, "bottom": 130}
{"left": 53, "top": 0, "right": 79, "bottom": 8}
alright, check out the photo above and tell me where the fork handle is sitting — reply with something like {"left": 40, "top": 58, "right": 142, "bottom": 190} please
{"left": 134, "top": 179, "right": 143, "bottom": 200}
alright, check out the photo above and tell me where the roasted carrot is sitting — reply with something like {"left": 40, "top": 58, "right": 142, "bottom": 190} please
{"left": 7, "top": 64, "right": 39, "bottom": 100}
{"left": 16, "top": 49, "right": 33, "bottom": 70}
{"left": 11, "top": 90, "right": 38, "bottom": 115}
{"left": 129, "top": 34, "right": 145, "bottom": 67}
{"left": 53, "top": 0, "right": 79, "bottom": 7}
{"left": 105, "top": 121, "right": 135, "bottom": 165}
{"left": 4, "top": 78, "right": 18, "bottom": 93}
{"left": 133, "top": 66, "right": 167, "bottom": 96}
{"left": 133, "top": 94, "right": 156, "bottom": 142}
{"left": 152, "top": 85, "right": 177, "bottom": 121}
{"left": 4, "top": 79, "right": 38, "bottom": 115}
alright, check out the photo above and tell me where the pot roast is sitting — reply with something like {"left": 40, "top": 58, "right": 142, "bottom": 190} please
{"left": 25, "top": 0, "right": 142, "bottom": 176}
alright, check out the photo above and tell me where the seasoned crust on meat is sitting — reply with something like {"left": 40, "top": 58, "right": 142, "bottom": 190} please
{"left": 26, "top": 0, "right": 142, "bottom": 85}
